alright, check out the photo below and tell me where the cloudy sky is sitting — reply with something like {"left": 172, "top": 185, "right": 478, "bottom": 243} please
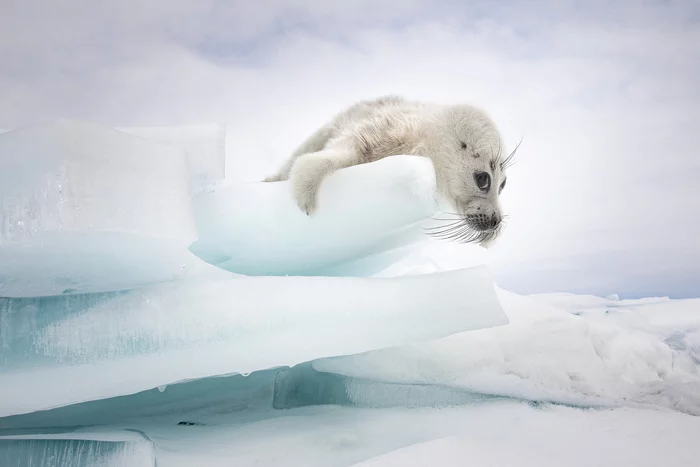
{"left": 2, "top": 0, "right": 699, "bottom": 298}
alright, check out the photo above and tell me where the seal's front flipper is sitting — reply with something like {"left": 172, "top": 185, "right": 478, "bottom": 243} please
{"left": 288, "top": 149, "right": 360, "bottom": 215}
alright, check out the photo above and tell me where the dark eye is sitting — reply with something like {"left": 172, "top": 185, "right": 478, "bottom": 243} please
{"left": 499, "top": 178, "right": 507, "bottom": 194}
{"left": 473, "top": 171, "right": 491, "bottom": 192}
{"left": 460, "top": 141, "right": 467, "bottom": 149}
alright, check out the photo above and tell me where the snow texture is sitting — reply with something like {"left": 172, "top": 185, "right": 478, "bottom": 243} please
{"left": 11, "top": 403, "right": 695, "bottom": 467}
{"left": 313, "top": 284, "right": 700, "bottom": 415}
{"left": 142, "top": 403, "right": 700, "bottom": 466}
{"left": 340, "top": 404, "right": 700, "bottom": 467}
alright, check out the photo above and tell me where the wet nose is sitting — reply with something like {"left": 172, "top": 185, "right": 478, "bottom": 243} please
{"left": 488, "top": 213, "right": 501, "bottom": 229}
{"left": 468, "top": 213, "right": 501, "bottom": 230}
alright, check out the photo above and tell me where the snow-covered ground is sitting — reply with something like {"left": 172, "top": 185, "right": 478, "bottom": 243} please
{"left": 315, "top": 288, "right": 700, "bottom": 416}
{"left": 148, "top": 403, "right": 700, "bottom": 467}
{"left": 2, "top": 279, "right": 697, "bottom": 466}
{"left": 1, "top": 120, "right": 698, "bottom": 466}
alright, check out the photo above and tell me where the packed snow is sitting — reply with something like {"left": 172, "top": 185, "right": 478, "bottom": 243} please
{"left": 5, "top": 402, "right": 699, "bottom": 467}
{"left": 314, "top": 287, "right": 700, "bottom": 415}
{"left": 0, "top": 119, "right": 698, "bottom": 466}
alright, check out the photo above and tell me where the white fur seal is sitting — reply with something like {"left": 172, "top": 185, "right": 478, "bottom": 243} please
{"left": 264, "top": 95, "right": 518, "bottom": 244}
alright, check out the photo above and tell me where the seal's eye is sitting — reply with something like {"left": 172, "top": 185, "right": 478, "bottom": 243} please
{"left": 474, "top": 171, "right": 491, "bottom": 192}
{"left": 460, "top": 141, "right": 467, "bottom": 149}
{"left": 499, "top": 178, "right": 507, "bottom": 194}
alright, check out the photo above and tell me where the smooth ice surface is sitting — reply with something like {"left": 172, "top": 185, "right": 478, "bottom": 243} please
{"left": 5, "top": 391, "right": 699, "bottom": 466}
{"left": 314, "top": 289, "right": 700, "bottom": 414}
{"left": 189, "top": 155, "right": 441, "bottom": 276}
{"left": 77, "top": 403, "right": 700, "bottom": 467}
{"left": 0, "top": 119, "right": 201, "bottom": 297}
{"left": 0, "top": 368, "right": 281, "bottom": 429}
{"left": 0, "top": 362, "right": 491, "bottom": 431}
{"left": 117, "top": 124, "right": 226, "bottom": 193}
{"left": 0, "top": 432, "right": 155, "bottom": 467}
{"left": 0, "top": 265, "right": 507, "bottom": 416}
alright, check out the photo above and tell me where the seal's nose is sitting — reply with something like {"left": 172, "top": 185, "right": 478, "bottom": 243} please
{"left": 467, "top": 213, "right": 502, "bottom": 231}
{"left": 488, "top": 214, "right": 501, "bottom": 229}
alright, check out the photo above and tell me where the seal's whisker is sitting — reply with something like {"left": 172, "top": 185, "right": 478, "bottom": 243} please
{"left": 425, "top": 217, "right": 466, "bottom": 224}
{"left": 424, "top": 217, "right": 505, "bottom": 244}
{"left": 425, "top": 226, "right": 469, "bottom": 238}
{"left": 429, "top": 224, "right": 473, "bottom": 240}
{"left": 424, "top": 224, "right": 468, "bottom": 236}
{"left": 429, "top": 213, "right": 463, "bottom": 220}
{"left": 436, "top": 209, "right": 464, "bottom": 217}
{"left": 501, "top": 136, "right": 522, "bottom": 171}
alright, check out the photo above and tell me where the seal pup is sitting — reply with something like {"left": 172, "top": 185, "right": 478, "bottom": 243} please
{"left": 263, "top": 95, "right": 517, "bottom": 244}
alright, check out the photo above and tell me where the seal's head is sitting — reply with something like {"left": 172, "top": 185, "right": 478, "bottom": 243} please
{"left": 420, "top": 104, "right": 518, "bottom": 245}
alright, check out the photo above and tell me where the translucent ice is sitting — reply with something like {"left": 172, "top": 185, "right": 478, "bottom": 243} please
{"left": 189, "top": 156, "right": 440, "bottom": 276}
{"left": 0, "top": 119, "right": 202, "bottom": 297}
{"left": 0, "top": 432, "right": 155, "bottom": 467}
{"left": 1, "top": 123, "right": 226, "bottom": 193}
{"left": 0, "top": 266, "right": 508, "bottom": 416}
{"left": 117, "top": 124, "right": 226, "bottom": 193}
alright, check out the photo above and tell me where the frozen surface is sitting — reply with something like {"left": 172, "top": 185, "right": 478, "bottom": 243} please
{"left": 4, "top": 283, "right": 697, "bottom": 464}
{"left": 527, "top": 291, "right": 672, "bottom": 310}
{"left": 0, "top": 432, "right": 155, "bottom": 467}
{"left": 314, "top": 289, "right": 700, "bottom": 414}
{"left": 189, "top": 156, "right": 442, "bottom": 276}
{"left": 0, "top": 265, "right": 507, "bottom": 416}
{"left": 2, "top": 123, "right": 226, "bottom": 193}
{"left": 2, "top": 120, "right": 698, "bottom": 465}
{"left": 49, "top": 403, "right": 700, "bottom": 467}
{"left": 117, "top": 124, "right": 226, "bottom": 193}
{"left": 0, "top": 119, "right": 200, "bottom": 297}
{"left": 341, "top": 404, "right": 700, "bottom": 467}
{"left": 4, "top": 394, "right": 699, "bottom": 466}
{"left": 0, "top": 362, "right": 490, "bottom": 431}
{"left": 367, "top": 239, "right": 490, "bottom": 278}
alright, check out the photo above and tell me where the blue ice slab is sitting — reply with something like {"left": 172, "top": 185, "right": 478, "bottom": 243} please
{"left": 1, "top": 266, "right": 508, "bottom": 417}
{"left": 189, "top": 156, "right": 440, "bottom": 276}
{"left": 0, "top": 432, "right": 155, "bottom": 467}
{"left": 0, "top": 119, "right": 202, "bottom": 298}
{"left": 0, "top": 362, "right": 494, "bottom": 433}
{"left": 0, "top": 370, "right": 279, "bottom": 431}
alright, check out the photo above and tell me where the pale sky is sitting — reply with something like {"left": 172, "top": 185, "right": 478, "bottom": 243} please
{"left": 1, "top": 0, "right": 699, "bottom": 298}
